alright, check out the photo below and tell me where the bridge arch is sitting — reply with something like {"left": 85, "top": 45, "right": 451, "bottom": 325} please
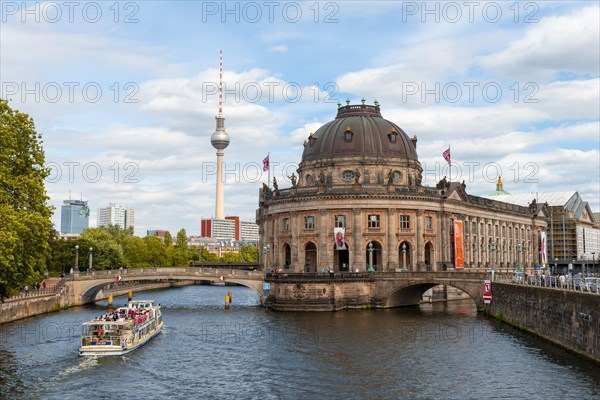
{"left": 383, "top": 280, "right": 481, "bottom": 308}
{"left": 72, "top": 268, "right": 267, "bottom": 305}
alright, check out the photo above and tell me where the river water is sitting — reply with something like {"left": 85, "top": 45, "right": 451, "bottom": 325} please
{"left": 1, "top": 285, "right": 598, "bottom": 400}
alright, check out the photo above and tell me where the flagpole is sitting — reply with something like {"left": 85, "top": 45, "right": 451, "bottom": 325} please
{"left": 448, "top": 145, "right": 451, "bottom": 182}
{"left": 267, "top": 152, "right": 271, "bottom": 189}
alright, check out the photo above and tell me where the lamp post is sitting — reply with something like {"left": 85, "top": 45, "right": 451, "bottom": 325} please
{"left": 74, "top": 245, "right": 79, "bottom": 273}
{"left": 553, "top": 258, "right": 557, "bottom": 275}
{"left": 263, "top": 244, "right": 271, "bottom": 271}
{"left": 88, "top": 247, "right": 93, "bottom": 271}
{"left": 368, "top": 242, "right": 374, "bottom": 272}
{"left": 592, "top": 252, "right": 596, "bottom": 275}
{"left": 401, "top": 242, "right": 407, "bottom": 272}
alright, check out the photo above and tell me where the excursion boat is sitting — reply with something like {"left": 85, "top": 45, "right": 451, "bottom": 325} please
{"left": 79, "top": 300, "right": 163, "bottom": 356}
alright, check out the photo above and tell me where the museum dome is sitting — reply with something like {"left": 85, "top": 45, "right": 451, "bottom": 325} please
{"left": 301, "top": 103, "right": 419, "bottom": 163}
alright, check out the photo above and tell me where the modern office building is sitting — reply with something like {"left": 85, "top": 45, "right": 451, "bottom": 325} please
{"left": 201, "top": 216, "right": 259, "bottom": 242}
{"left": 60, "top": 199, "right": 89, "bottom": 234}
{"left": 97, "top": 203, "right": 135, "bottom": 230}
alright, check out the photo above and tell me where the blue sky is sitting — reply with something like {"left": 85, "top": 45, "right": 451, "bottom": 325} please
{"left": 1, "top": 1, "right": 599, "bottom": 236}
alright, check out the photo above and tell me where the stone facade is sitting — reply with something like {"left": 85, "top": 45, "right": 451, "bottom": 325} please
{"left": 257, "top": 104, "right": 548, "bottom": 273}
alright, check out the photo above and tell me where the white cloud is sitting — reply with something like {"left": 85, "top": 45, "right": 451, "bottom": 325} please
{"left": 479, "top": 6, "right": 600, "bottom": 78}
{"left": 268, "top": 45, "right": 288, "bottom": 53}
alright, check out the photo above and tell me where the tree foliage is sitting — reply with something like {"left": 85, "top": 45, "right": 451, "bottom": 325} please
{"left": 163, "top": 231, "right": 172, "bottom": 246}
{"left": 0, "top": 99, "right": 53, "bottom": 299}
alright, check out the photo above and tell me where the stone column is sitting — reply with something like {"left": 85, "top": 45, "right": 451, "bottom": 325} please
{"left": 416, "top": 210, "right": 423, "bottom": 270}
{"left": 318, "top": 209, "right": 328, "bottom": 270}
{"left": 273, "top": 218, "right": 280, "bottom": 268}
{"left": 386, "top": 209, "right": 397, "bottom": 271}
{"left": 353, "top": 208, "right": 363, "bottom": 271}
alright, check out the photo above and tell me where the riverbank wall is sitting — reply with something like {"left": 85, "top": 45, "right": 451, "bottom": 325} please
{"left": 487, "top": 282, "right": 599, "bottom": 364}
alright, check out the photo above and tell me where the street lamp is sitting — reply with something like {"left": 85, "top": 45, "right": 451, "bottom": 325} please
{"left": 88, "top": 247, "right": 93, "bottom": 271}
{"left": 367, "top": 242, "right": 374, "bottom": 272}
{"left": 592, "top": 252, "right": 596, "bottom": 275}
{"left": 553, "top": 258, "right": 557, "bottom": 275}
{"left": 74, "top": 245, "right": 79, "bottom": 273}
{"left": 263, "top": 244, "right": 271, "bottom": 271}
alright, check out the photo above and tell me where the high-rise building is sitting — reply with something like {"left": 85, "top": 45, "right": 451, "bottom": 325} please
{"left": 98, "top": 203, "right": 135, "bottom": 230}
{"left": 60, "top": 199, "right": 89, "bottom": 234}
{"left": 201, "top": 216, "right": 258, "bottom": 242}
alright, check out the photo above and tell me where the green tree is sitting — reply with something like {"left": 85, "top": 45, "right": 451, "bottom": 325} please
{"left": 240, "top": 246, "right": 258, "bottom": 262}
{"left": 221, "top": 252, "right": 242, "bottom": 262}
{"left": 0, "top": 99, "right": 53, "bottom": 299}
{"left": 144, "top": 236, "right": 167, "bottom": 267}
{"left": 79, "top": 228, "right": 124, "bottom": 270}
{"left": 163, "top": 231, "right": 172, "bottom": 247}
{"left": 175, "top": 228, "right": 187, "bottom": 251}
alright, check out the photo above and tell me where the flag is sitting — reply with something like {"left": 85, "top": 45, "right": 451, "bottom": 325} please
{"left": 263, "top": 155, "right": 269, "bottom": 171}
{"left": 219, "top": 275, "right": 225, "bottom": 282}
{"left": 443, "top": 147, "right": 451, "bottom": 166}
{"left": 115, "top": 274, "right": 121, "bottom": 282}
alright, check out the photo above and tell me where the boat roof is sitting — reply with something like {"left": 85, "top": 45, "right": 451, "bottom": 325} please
{"left": 82, "top": 320, "right": 132, "bottom": 327}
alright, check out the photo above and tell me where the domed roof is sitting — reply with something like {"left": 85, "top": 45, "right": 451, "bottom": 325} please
{"left": 301, "top": 104, "right": 418, "bottom": 162}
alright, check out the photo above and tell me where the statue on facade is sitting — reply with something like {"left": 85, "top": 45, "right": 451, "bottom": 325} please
{"left": 319, "top": 171, "right": 326, "bottom": 185}
{"left": 387, "top": 170, "right": 394, "bottom": 185}
{"left": 288, "top": 173, "right": 297, "bottom": 188}
{"left": 354, "top": 169, "right": 361, "bottom": 184}
{"left": 262, "top": 182, "right": 272, "bottom": 196}
{"left": 273, "top": 177, "right": 279, "bottom": 196}
{"left": 416, "top": 173, "right": 422, "bottom": 186}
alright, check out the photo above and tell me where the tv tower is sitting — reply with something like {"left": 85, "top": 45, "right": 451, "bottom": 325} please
{"left": 210, "top": 50, "right": 230, "bottom": 220}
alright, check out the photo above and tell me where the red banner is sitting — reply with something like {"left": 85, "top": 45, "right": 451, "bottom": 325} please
{"left": 454, "top": 220, "right": 464, "bottom": 268}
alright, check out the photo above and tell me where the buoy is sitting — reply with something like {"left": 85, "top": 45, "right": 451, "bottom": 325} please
{"left": 128, "top": 290, "right": 133, "bottom": 303}
{"left": 227, "top": 291, "right": 232, "bottom": 302}
{"left": 224, "top": 295, "right": 230, "bottom": 309}
{"left": 108, "top": 294, "right": 113, "bottom": 310}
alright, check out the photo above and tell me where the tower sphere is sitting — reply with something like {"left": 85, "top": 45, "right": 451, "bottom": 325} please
{"left": 211, "top": 119, "right": 230, "bottom": 150}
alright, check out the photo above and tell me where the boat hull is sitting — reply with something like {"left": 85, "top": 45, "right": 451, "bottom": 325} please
{"left": 79, "top": 321, "right": 164, "bottom": 357}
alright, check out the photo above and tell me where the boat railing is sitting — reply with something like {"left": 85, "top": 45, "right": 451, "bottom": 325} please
{"left": 81, "top": 335, "right": 129, "bottom": 347}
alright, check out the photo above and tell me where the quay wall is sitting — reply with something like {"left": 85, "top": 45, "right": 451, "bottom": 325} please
{"left": 488, "top": 283, "right": 600, "bottom": 363}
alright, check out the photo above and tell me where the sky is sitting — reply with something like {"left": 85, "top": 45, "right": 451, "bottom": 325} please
{"left": 1, "top": 1, "right": 599, "bottom": 237}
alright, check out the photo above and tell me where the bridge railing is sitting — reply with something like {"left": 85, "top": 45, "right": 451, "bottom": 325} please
{"left": 74, "top": 267, "right": 264, "bottom": 280}
{"left": 267, "top": 270, "right": 491, "bottom": 281}
{"left": 495, "top": 274, "right": 600, "bottom": 294}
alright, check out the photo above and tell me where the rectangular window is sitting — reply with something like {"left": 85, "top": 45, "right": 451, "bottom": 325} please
{"left": 400, "top": 215, "right": 410, "bottom": 229}
{"left": 334, "top": 215, "right": 346, "bottom": 228}
{"left": 368, "top": 214, "right": 380, "bottom": 228}
{"left": 304, "top": 216, "right": 314, "bottom": 230}
{"left": 472, "top": 222, "right": 477, "bottom": 236}
{"left": 425, "top": 216, "right": 433, "bottom": 230}
{"left": 283, "top": 218, "right": 289, "bottom": 231}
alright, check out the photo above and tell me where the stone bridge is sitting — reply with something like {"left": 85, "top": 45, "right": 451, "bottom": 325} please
{"left": 67, "top": 268, "right": 492, "bottom": 311}
{"left": 69, "top": 267, "right": 267, "bottom": 305}
{"left": 265, "top": 271, "right": 493, "bottom": 311}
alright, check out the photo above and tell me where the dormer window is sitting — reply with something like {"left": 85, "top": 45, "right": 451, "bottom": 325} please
{"left": 308, "top": 132, "right": 317, "bottom": 146}
{"left": 388, "top": 127, "right": 398, "bottom": 143}
{"left": 343, "top": 126, "right": 353, "bottom": 142}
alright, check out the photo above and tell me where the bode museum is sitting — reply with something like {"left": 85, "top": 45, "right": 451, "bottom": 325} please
{"left": 256, "top": 102, "right": 592, "bottom": 274}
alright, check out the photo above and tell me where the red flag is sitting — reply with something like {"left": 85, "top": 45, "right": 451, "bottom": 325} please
{"left": 443, "top": 147, "right": 451, "bottom": 166}
{"left": 219, "top": 275, "right": 225, "bottom": 282}
{"left": 263, "top": 155, "right": 269, "bottom": 171}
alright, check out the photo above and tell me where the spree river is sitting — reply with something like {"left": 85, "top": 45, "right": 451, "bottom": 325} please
{"left": 1, "top": 285, "right": 599, "bottom": 400}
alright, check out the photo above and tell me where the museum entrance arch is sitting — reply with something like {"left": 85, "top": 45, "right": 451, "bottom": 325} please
{"left": 398, "top": 241, "right": 412, "bottom": 271}
{"left": 365, "top": 241, "right": 382, "bottom": 271}
{"left": 333, "top": 243, "right": 350, "bottom": 272}
{"left": 305, "top": 242, "right": 317, "bottom": 272}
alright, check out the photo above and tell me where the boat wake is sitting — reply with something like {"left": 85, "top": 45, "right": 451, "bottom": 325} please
{"left": 51, "top": 357, "right": 99, "bottom": 381}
